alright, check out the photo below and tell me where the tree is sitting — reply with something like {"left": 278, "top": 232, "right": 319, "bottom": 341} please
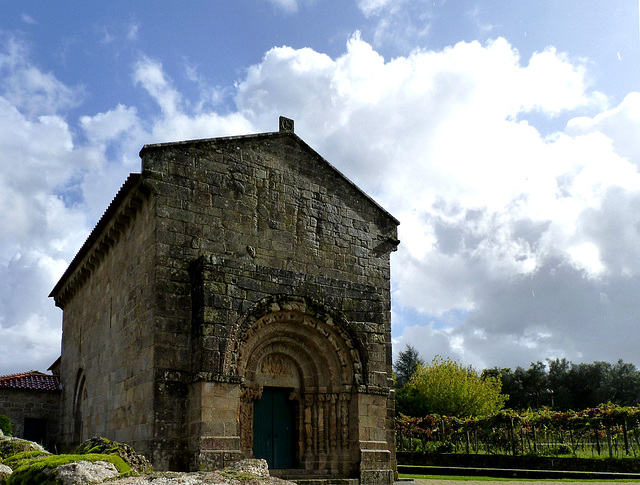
{"left": 485, "top": 362, "right": 550, "bottom": 410}
{"left": 609, "top": 359, "right": 640, "bottom": 405}
{"left": 393, "top": 344, "right": 423, "bottom": 389}
{"left": 398, "top": 355, "right": 507, "bottom": 417}
{"left": 0, "top": 415, "right": 12, "bottom": 436}
{"left": 490, "top": 358, "right": 640, "bottom": 411}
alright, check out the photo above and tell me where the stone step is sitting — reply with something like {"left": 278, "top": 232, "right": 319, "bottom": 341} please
{"left": 270, "top": 470, "right": 359, "bottom": 485}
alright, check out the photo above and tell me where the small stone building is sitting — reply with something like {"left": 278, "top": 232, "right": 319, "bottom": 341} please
{"left": 50, "top": 118, "right": 399, "bottom": 483}
{"left": 0, "top": 368, "right": 61, "bottom": 449}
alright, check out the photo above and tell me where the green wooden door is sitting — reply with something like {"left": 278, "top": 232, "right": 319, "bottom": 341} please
{"left": 253, "top": 387, "right": 296, "bottom": 469}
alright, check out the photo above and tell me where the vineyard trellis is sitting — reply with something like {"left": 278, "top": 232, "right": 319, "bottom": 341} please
{"left": 396, "top": 403, "right": 640, "bottom": 457}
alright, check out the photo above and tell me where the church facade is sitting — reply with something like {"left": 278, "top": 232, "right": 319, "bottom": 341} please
{"left": 50, "top": 118, "right": 399, "bottom": 483}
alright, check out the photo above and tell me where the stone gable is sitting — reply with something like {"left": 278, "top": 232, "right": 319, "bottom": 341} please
{"left": 51, "top": 118, "right": 399, "bottom": 483}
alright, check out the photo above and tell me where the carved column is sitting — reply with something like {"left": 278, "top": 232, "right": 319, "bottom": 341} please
{"left": 317, "top": 393, "right": 326, "bottom": 453}
{"left": 304, "top": 393, "right": 314, "bottom": 454}
{"left": 239, "top": 385, "right": 262, "bottom": 455}
{"left": 329, "top": 393, "right": 338, "bottom": 451}
{"left": 339, "top": 393, "right": 351, "bottom": 449}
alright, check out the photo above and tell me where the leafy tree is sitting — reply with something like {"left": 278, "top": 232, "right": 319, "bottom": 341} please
{"left": 609, "top": 359, "right": 640, "bottom": 405}
{"left": 547, "top": 357, "right": 572, "bottom": 409}
{"left": 393, "top": 344, "right": 423, "bottom": 389}
{"left": 0, "top": 414, "right": 12, "bottom": 436}
{"left": 398, "top": 355, "right": 507, "bottom": 417}
{"left": 491, "top": 358, "right": 640, "bottom": 411}
{"left": 485, "top": 362, "right": 551, "bottom": 410}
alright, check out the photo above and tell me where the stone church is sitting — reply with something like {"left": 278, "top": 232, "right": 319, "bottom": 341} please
{"left": 49, "top": 117, "right": 399, "bottom": 483}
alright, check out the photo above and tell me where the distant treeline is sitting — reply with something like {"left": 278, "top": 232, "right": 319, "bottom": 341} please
{"left": 483, "top": 359, "right": 640, "bottom": 411}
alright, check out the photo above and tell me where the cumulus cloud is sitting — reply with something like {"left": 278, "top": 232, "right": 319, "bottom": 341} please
{"left": 0, "top": 35, "right": 83, "bottom": 117}
{"left": 0, "top": 42, "right": 258, "bottom": 374}
{"left": 0, "top": 38, "right": 93, "bottom": 373}
{"left": 234, "top": 34, "right": 640, "bottom": 368}
{"left": 3, "top": 30, "right": 640, "bottom": 375}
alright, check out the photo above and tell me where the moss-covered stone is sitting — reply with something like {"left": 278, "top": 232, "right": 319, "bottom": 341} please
{"left": 6, "top": 453, "right": 130, "bottom": 485}
{"left": 3, "top": 450, "right": 51, "bottom": 470}
{"left": 0, "top": 438, "right": 45, "bottom": 461}
{"left": 73, "top": 437, "right": 152, "bottom": 474}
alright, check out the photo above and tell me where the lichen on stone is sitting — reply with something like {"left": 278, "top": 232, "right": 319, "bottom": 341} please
{"left": 73, "top": 437, "right": 152, "bottom": 474}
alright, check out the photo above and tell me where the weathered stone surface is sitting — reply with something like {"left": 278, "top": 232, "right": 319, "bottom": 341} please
{"left": 0, "top": 464, "right": 12, "bottom": 484}
{"left": 52, "top": 119, "right": 398, "bottom": 483}
{"left": 0, "top": 435, "right": 46, "bottom": 459}
{"left": 107, "top": 472, "right": 295, "bottom": 485}
{"left": 55, "top": 460, "right": 120, "bottom": 485}
{"left": 222, "top": 458, "right": 269, "bottom": 478}
{"left": 92, "top": 459, "right": 292, "bottom": 484}
{"left": 0, "top": 386, "right": 60, "bottom": 450}
{"left": 74, "top": 436, "right": 153, "bottom": 474}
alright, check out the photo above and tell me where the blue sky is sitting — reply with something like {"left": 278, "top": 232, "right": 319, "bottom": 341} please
{"left": 2, "top": 0, "right": 640, "bottom": 375}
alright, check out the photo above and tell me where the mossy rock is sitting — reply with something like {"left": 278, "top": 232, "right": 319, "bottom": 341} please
{"left": 0, "top": 438, "right": 45, "bottom": 461}
{"left": 3, "top": 450, "right": 51, "bottom": 470}
{"left": 6, "top": 453, "right": 130, "bottom": 485}
{"left": 73, "top": 437, "right": 152, "bottom": 474}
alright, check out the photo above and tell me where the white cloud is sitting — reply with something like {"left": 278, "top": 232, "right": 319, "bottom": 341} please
{"left": 235, "top": 34, "right": 640, "bottom": 368}
{"left": 3, "top": 30, "right": 640, "bottom": 375}
{"left": 127, "top": 23, "right": 140, "bottom": 41}
{"left": 566, "top": 92, "right": 640, "bottom": 165}
{"left": 268, "top": 0, "right": 298, "bottom": 13}
{"left": 0, "top": 35, "right": 83, "bottom": 117}
{"left": 133, "top": 57, "right": 182, "bottom": 117}
{"left": 21, "top": 14, "right": 37, "bottom": 25}
{"left": 357, "top": 0, "right": 400, "bottom": 17}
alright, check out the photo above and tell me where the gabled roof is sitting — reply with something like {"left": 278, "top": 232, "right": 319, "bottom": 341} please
{"left": 139, "top": 119, "right": 400, "bottom": 226}
{"left": 50, "top": 118, "right": 399, "bottom": 304}
{"left": 49, "top": 174, "right": 146, "bottom": 303}
{"left": 0, "top": 371, "right": 61, "bottom": 391}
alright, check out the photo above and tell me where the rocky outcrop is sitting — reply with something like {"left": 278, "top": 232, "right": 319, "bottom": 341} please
{"left": 0, "top": 434, "right": 46, "bottom": 459}
{"left": 74, "top": 437, "right": 152, "bottom": 474}
{"left": 105, "top": 459, "right": 295, "bottom": 484}
{"left": 55, "top": 460, "right": 120, "bottom": 485}
{"left": 0, "top": 463, "right": 12, "bottom": 484}
{"left": 0, "top": 435, "right": 294, "bottom": 485}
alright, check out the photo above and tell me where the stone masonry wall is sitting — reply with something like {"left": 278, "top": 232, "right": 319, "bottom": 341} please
{"left": 53, "top": 125, "right": 398, "bottom": 477}
{"left": 58, "top": 181, "right": 157, "bottom": 459}
{"left": 140, "top": 129, "right": 398, "bottom": 476}
{"left": 140, "top": 132, "right": 397, "bottom": 378}
{"left": 0, "top": 388, "right": 60, "bottom": 449}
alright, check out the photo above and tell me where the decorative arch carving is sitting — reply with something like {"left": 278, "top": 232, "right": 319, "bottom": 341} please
{"left": 227, "top": 295, "right": 363, "bottom": 467}
{"left": 223, "top": 295, "right": 365, "bottom": 385}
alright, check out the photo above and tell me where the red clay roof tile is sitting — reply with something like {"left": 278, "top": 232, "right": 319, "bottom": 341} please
{"left": 0, "top": 371, "right": 61, "bottom": 391}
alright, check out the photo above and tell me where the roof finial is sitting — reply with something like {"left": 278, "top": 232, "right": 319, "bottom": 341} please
{"left": 279, "top": 116, "right": 294, "bottom": 133}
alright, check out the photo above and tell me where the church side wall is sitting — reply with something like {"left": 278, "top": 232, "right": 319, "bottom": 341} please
{"left": 59, "top": 192, "right": 157, "bottom": 457}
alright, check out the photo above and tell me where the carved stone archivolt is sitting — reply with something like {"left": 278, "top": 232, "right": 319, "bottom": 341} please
{"left": 232, "top": 297, "right": 362, "bottom": 468}
{"left": 223, "top": 296, "right": 365, "bottom": 385}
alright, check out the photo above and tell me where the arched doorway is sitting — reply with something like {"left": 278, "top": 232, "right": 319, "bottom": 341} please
{"left": 229, "top": 297, "right": 363, "bottom": 477}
